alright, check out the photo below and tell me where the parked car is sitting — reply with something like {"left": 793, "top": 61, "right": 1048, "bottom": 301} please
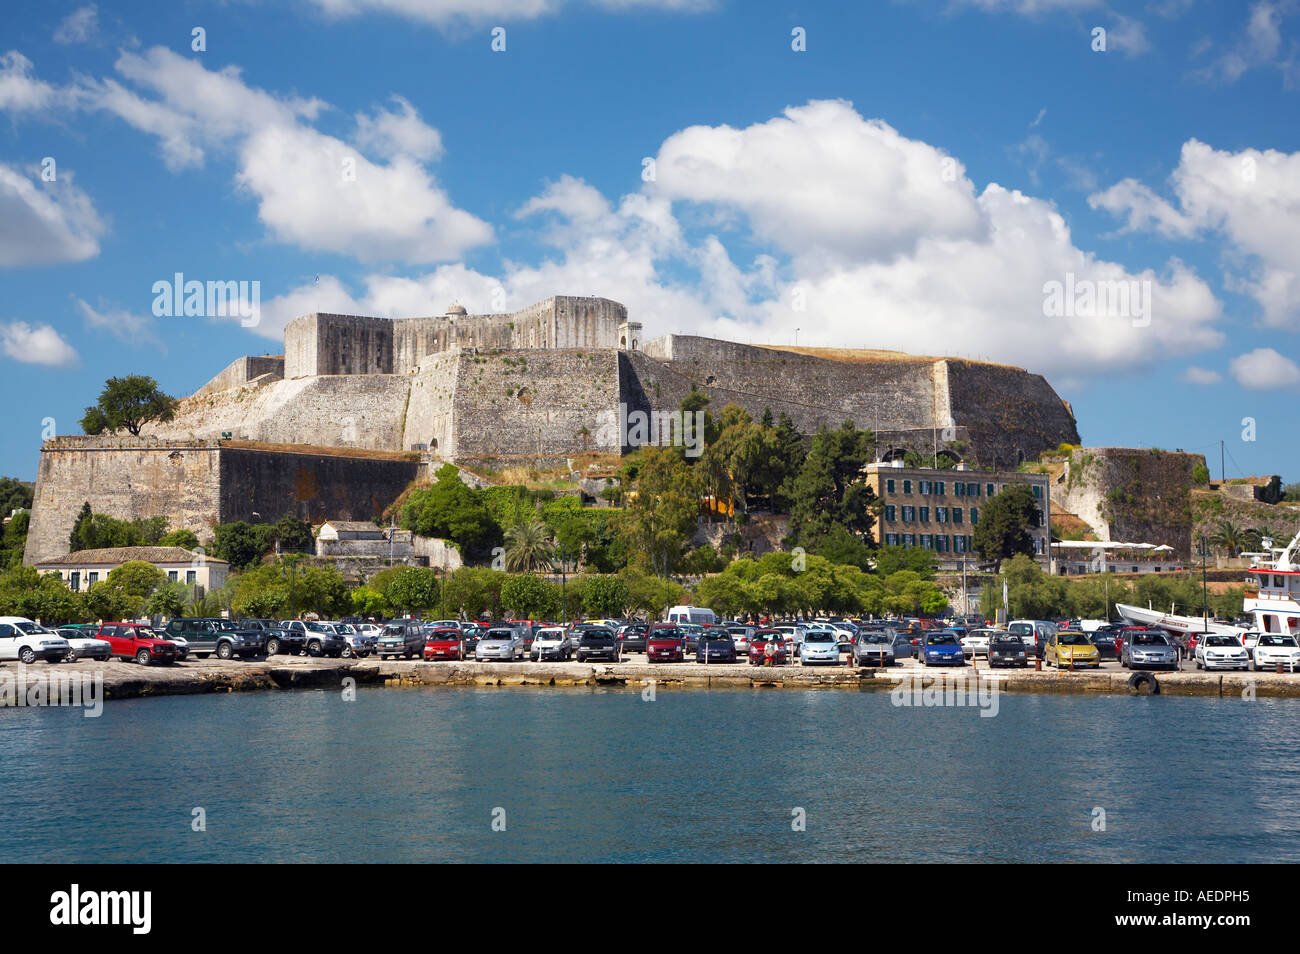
{"left": 164, "top": 618, "right": 264, "bottom": 660}
{"left": 852, "top": 631, "right": 895, "bottom": 667}
{"left": 55, "top": 626, "right": 112, "bottom": 662}
{"left": 1194, "top": 633, "right": 1250, "bottom": 671}
{"left": 476, "top": 627, "right": 526, "bottom": 662}
{"left": 1089, "top": 627, "right": 1121, "bottom": 660}
{"left": 646, "top": 626, "right": 685, "bottom": 663}
{"left": 679, "top": 624, "right": 704, "bottom": 656}
{"left": 799, "top": 630, "right": 841, "bottom": 666}
{"left": 1241, "top": 631, "right": 1264, "bottom": 650}
{"left": 696, "top": 631, "right": 737, "bottom": 663}
{"left": 890, "top": 630, "right": 915, "bottom": 659}
{"left": 1044, "top": 630, "right": 1101, "bottom": 669}
{"left": 0, "top": 617, "right": 71, "bottom": 664}
{"left": 1121, "top": 631, "right": 1179, "bottom": 670}
{"left": 95, "top": 622, "right": 179, "bottom": 666}
{"left": 461, "top": 624, "right": 485, "bottom": 656}
{"left": 748, "top": 630, "right": 789, "bottom": 666}
{"left": 575, "top": 627, "right": 620, "bottom": 663}
{"left": 918, "top": 631, "right": 965, "bottom": 666}
{"left": 960, "top": 628, "right": 996, "bottom": 659}
{"left": 530, "top": 627, "right": 571, "bottom": 661}
{"left": 726, "top": 625, "right": 753, "bottom": 656}
{"left": 423, "top": 627, "right": 465, "bottom": 661}
{"left": 1114, "top": 626, "right": 1149, "bottom": 659}
{"left": 1007, "top": 620, "right": 1053, "bottom": 659}
{"left": 375, "top": 618, "right": 425, "bottom": 659}
{"left": 617, "top": 624, "right": 648, "bottom": 654}
{"left": 987, "top": 633, "right": 1029, "bottom": 668}
{"left": 334, "top": 623, "right": 372, "bottom": 658}
{"left": 1251, "top": 633, "right": 1300, "bottom": 672}
{"left": 261, "top": 623, "right": 306, "bottom": 656}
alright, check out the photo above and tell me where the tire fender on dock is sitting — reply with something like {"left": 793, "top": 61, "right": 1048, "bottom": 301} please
{"left": 1127, "top": 672, "right": 1160, "bottom": 695}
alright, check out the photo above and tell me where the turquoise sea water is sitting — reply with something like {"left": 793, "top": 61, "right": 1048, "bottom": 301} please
{"left": 2, "top": 687, "right": 1296, "bottom": 863}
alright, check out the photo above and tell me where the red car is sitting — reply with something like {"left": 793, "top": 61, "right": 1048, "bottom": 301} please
{"left": 96, "top": 622, "right": 180, "bottom": 666}
{"left": 748, "top": 630, "right": 789, "bottom": 666}
{"left": 646, "top": 625, "right": 685, "bottom": 663}
{"left": 424, "top": 627, "right": 464, "bottom": 661}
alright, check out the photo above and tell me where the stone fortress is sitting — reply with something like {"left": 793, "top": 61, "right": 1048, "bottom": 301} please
{"left": 23, "top": 294, "right": 1081, "bottom": 565}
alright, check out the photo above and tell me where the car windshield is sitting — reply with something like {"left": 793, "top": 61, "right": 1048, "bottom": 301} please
{"left": 307, "top": 622, "right": 333, "bottom": 632}
{"left": 861, "top": 634, "right": 889, "bottom": 644}
{"left": 1259, "top": 635, "right": 1298, "bottom": 647}
{"left": 536, "top": 630, "right": 563, "bottom": 640}
{"left": 431, "top": 630, "right": 460, "bottom": 639}
{"left": 1132, "top": 634, "right": 1168, "bottom": 646}
{"left": 1058, "top": 632, "right": 1091, "bottom": 645}
{"left": 929, "top": 634, "right": 959, "bottom": 645}
{"left": 335, "top": 624, "right": 355, "bottom": 634}
{"left": 582, "top": 629, "right": 614, "bottom": 639}
{"left": 991, "top": 637, "right": 1023, "bottom": 647}
{"left": 1206, "top": 635, "right": 1240, "bottom": 647}
{"left": 805, "top": 633, "right": 835, "bottom": 643}
{"left": 486, "top": 630, "right": 515, "bottom": 639}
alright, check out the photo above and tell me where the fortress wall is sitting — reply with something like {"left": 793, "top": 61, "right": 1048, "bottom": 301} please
{"left": 391, "top": 316, "right": 455, "bottom": 373}
{"left": 449, "top": 349, "right": 622, "bottom": 463}
{"left": 943, "top": 360, "right": 1080, "bottom": 468}
{"left": 23, "top": 437, "right": 223, "bottom": 566}
{"left": 218, "top": 446, "right": 421, "bottom": 527}
{"left": 623, "top": 336, "right": 940, "bottom": 436}
{"left": 551, "top": 297, "right": 626, "bottom": 349}
{"left": 403, "top": 352, "right": 461, "bottom": 456}
{"left": 149, "top": 375, "right": 411, "bottom": 450}
{"left": 193, "top": 356, "right": 284, "bottom": 397}
{"left": 284, "top": 314, "right": 320, "bottom": 378}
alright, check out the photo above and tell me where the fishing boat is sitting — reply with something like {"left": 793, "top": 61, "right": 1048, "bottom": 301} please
{"left": 1116, "top": 528, "right": 1300, "bottom": 637}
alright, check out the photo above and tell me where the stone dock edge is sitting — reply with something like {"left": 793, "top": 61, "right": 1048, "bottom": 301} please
{"left": 4, "top": 658, "right": 1299, "bottom": 705}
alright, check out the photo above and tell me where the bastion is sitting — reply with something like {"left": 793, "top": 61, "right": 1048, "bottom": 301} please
{"left": 23, "top": 295, "right": 1080, "bottom": 564}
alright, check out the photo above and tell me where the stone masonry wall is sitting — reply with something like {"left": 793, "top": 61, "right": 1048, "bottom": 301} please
{"left": 944, "top": 360, "right": 1080, "bottom": 468}
{"left": 193, "top": 355, "right": 284, "bottom": 397}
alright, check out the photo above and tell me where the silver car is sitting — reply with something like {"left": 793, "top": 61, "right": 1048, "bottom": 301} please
{"left": 852, "top": 631, "right": 895, "bottom": 667}
{"left": 1121, "top": 632, "right": 1179, "bottom": 670}
{"left": 476, "top": 627, "right": 525, "bottom": 661}
{"left": 727, "top": 626, "right": 753, "bottom": 656}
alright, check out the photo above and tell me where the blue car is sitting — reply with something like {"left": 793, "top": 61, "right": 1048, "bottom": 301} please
{"left": 919, "top": 631, "right": 966, "bottom": 666}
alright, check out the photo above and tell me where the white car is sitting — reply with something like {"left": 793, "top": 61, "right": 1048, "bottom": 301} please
{"left": 55, "top": 627, "right": 112, "bottom": 662}
{"left": 1241, "top": 631, "right": 1263, "bottom": 650}
{"left": 1250, "top": 634, "right": 1300, "bottom": 672}
{"left": 799, "top": 630, "right": 841, "bottom": 665}
{"left": 1194, "top": 633, "right": 1249, "bottom": 671}
{"left": 530, "top": 627, "right": 571, "bottom": 661}
{"left": 0, "top": 617, "right": 71, "bottom": 664}
{"left": 428, "top": 620, "right": 463, "bottom": 631}
{"left": 960, "top": 629, "right": 993, "bottom": 658}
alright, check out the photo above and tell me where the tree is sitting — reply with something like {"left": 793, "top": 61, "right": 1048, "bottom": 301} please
{"left": 972, "top": 485, "right": 1041, "bottom": 562}
{"left": 0, "top": 477, "right": 33, "bottom": 516}
{"left": 581, "top": 575, "right": 630, "bottom": 618}
{"left": 787, "top": 422, "right": 877, "bottom": 551}
{"left": 211, "top": 521, "right": 271, "bottom": 571}
{"left": 270, "top": 514, "right": 314, "bottom": 555}
{"left": 501, "top": 574, "right": 558, "bottom": 619}
{"left": 503, "top": 517, "right": 554, "bottom": 573}
{"left": 1209, "top": 518, "right": 1246, "bottom": 557}
{"left": 80, "top": 375, "right": 178, "bottom": 436}
{"left": 159, "top": 528, "right": 200, "bottom": 550}
{"left": 438, "top": 567, "right": 505, "bottom": 620}
{"left": 145, "top": 581, "right": 188, "bottom": 619}
{"left": 385, "top": 566, "right": 440, "bottom": 616}
{"left": 617, "top": 447, "right": 700, "bottom": 577}
{"left": 106, "top": 560, "right": 165, "bottom": 601}
{"left": 401, "top": 464, "right": 500, "bottom": 558}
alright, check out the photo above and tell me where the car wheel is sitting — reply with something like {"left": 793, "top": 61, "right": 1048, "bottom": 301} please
{"left": 216, "top": 642, "right": 234, "bottom": 660}
{"left": 307, "top": 640, "right": 322, "bottom": 657}
{"left": 342, "top": 646, "right": 354, "bottom": 659}
{"left": 63, "top": 649, "right": 78, "bottom": 663}
{"left": 135, "top": 649, "right": 151, "bottom": 666}
{"left": 18, "top": 647, "right": 37, "bottom": 664}
{"left": 266, "top": 637, "right": 280, "bottom": 655}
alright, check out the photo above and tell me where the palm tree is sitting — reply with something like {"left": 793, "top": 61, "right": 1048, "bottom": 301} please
{"left": 504, "top": 517, "right": 555, "bottom": 573}
{"left": 1209, "top": 518, "right": 1245, "bottom": 557}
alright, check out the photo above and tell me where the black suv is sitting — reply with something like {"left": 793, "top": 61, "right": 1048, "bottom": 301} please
{"left": 575, "top": 626, "right": 620, "bottom": 662}
{"left": 255, "top": 621, "right": 306, "bottom": 656}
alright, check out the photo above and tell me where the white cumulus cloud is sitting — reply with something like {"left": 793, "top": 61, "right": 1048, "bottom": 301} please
{"left": 0, "top": 163, "right": 105, "bottom": 266}
{"left": 1230, "top": 347, "right": 1300, "bottom": 390}
{"left": 0, "top": 321, "right": 79, "bottom": 367}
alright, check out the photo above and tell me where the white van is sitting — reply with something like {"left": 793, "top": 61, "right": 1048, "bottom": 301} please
{"left": 666, "top": 605, "right": 717, "bottom": 627}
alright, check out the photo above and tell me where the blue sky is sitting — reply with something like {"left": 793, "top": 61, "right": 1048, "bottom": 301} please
{"left": 2, "top": 0, "right": 1298, "bottom": 483}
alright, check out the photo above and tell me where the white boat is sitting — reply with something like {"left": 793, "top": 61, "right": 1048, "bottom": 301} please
{"left": 1116, "top": 527, "right": 1300, "bottom": 638}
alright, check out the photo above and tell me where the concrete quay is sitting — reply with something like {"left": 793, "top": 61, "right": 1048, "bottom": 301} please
{"left": 3, "top": 653, "right": 1300, "bottom": 705}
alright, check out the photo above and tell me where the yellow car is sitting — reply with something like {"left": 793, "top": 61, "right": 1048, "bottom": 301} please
{"left": 1045, "top": 630, "right": 1101, "bottom": 669}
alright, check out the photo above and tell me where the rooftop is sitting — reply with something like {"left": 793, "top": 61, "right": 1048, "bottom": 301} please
{"left": 35, "top": 546, "right": 228, "bottom": 567}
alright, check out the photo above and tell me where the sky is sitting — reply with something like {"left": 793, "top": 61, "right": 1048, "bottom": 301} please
{"left": 1, "top": 0, "right": 1298, "bottom": 483}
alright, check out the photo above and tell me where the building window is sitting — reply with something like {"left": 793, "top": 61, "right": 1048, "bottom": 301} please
{"left": 919, "top": 506, "right": 930, "bottom": 523}
{"left": 955, "top": 482, "right": 965, "bottom": 497}
{"left": 886, "top": 479, "right": 895, "bottom": 494}
{"left": 954, "top": 536, "right": 966, "bottom": 553}
{"left": 967, "top": 482, "right": 978, "bottom": 497}
{"left": 920, "top": 534, "right": 933, "bottom": 549}
{"left": 986, "top": 483, "right": 995, "bottom": 497}
{"left": 1032, "top": 485, "right": 1042, "bottom": 499}
{"left": 903, "top": 534, "right": 915, "bottom": 547}
{"left": 885, "top": 505, "right": 896, "bottom": 522}
{"left": 936, "top": 507, "right": 947, "bottom": 523}
{"left": 186, "top": 570, "right": 197, "bottom": 585}
{"left": 69, "top": 571, "right": 80, "bottom": 592}
{"left": 936, "top": 535, "right": 949, "bottom": 553}
{"left": 919, "top": 480, "right": 930, "bottom": 495}
{"left": 971, "top": 508, "right": 979, "bottom": 524}
{"left": 953, "top": 508, "right": 963, "bottom": 525}
{"left": 885, "top": 533, "right": 898, "bottom": 546}
{"left": 935, "top": 481, "right": 945, "bottom": 496}
{"left": 168, "top": 570, "right": 178, "bottom": 581}
{"left": 88, "top": 572, "right": 99, "bottom": 584}
{"left": 901, "top": 506, "right": 915, "bottom": 522}
{"left": 903, "top": 480, "right": 912, "bottom": 494}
